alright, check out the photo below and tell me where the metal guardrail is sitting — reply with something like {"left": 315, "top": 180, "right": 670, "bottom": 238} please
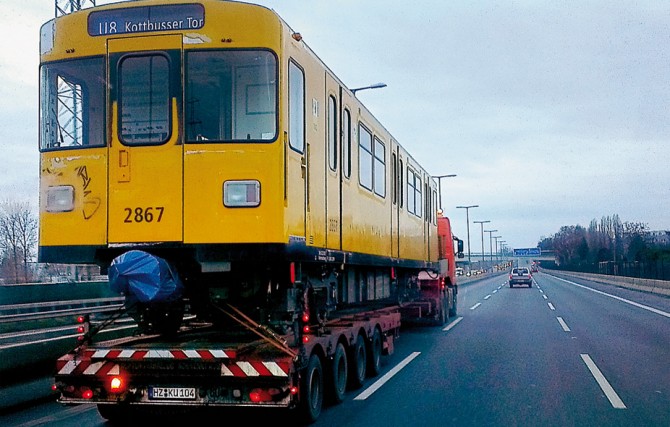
{"left": 0, "top": 297, "right": 126, "bottom": 323}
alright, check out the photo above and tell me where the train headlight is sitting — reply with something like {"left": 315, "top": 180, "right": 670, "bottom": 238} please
{"left": 46, "top": 185, "right": 74, "bottom": 212}
{"left": 223, "top": 180, "right": 260, "bottom": 207}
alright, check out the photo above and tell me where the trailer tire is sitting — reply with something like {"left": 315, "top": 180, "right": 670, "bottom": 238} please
{"left": 327, "top": 342, "right": 348, "bottom": 404}
{"left": 300, "top": 354, "right": 324, "bottom": 424}
{"left": 349, "top": 333, "right": 367, "bottom": 389}
{"left": 368, "top": 327, "right": 383, "bottom": 377}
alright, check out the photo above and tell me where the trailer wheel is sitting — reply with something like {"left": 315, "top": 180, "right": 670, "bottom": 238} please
{"left": 368, "top": 327, "right": 383, "bottom": 377}
{"left": 327, "top": 342, "right": 348, "bottom": 404}
{"left": 349, "top": 333, "right": 367, "bottom": 389}
{"left": 300, "top": 354, "right": 324, "bottom": 424}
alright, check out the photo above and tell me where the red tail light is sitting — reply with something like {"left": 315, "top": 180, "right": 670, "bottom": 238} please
{"left": 250, "top": 388, "right": 282, "bottom": 402}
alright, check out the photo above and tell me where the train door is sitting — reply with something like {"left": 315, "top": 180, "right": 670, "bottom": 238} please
{"left": 423, "top": 174, "right": 433, "bottom": 261}
{"left": 425, "top": 176, "right": 436, "bottom": 262}
{"left": 391, "top": 146, "right": 399, "bottom": 258}
{"left": 107, "top": 36, "right": 183, "bottom": 244}
{"left": 287, "top": 60, "right": 307, "bottom": 242}
{"left": 325, "top": 73, "right": 341, "bottom": 249}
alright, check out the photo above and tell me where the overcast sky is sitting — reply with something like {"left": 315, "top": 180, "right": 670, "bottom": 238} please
{"left": 1, "top": 0, "right": 668, "bottom": 254}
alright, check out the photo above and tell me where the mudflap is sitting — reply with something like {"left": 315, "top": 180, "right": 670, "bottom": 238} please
{"left": 383, "top": 331, "right": 395, "bottom": 356}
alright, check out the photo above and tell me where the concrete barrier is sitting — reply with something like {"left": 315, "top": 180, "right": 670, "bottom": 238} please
{"left": 547, "top": 270, "right": 670, "bottom": 296}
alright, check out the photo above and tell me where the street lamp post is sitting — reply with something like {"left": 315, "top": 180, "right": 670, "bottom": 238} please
{"left": 498, "top": 240, "right": 506, "bottom": 263}
{"left": 473, "top": 220, "right": 490, "bottom": 270}
{"left": 433, "top": 174, "right": 457, "bottom": 211}
{"left": 456, "top": 205, "right": 478, "bottom": 266}
{"left": 350, "top": 82, "right": 387, "bottom": 95}
{"left": 485, "top": 229, "right": 498, "bottom": 268}
{"left": 493, "top": 236, "right": 502, "bottom": 265}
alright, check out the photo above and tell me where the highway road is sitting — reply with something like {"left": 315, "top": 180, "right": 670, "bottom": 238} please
{"left": 1, "top": 271, "right": 668, "bottom": 426}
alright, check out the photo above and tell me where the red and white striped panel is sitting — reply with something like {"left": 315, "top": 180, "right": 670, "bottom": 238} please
{"left": 87, "top": 348, "right": 237, "bottom": 360}
{"left": 56, "top": 351, "right": 291, "bottom": 378}
{"left": 56, "top": 355, "right": 120, "bottom": 376}
{"left": 220, "top": 360, "right": 290, "bottom": 377}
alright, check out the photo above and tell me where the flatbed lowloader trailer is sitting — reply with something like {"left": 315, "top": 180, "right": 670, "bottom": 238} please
{"left": 53, "top": 215, "right": 462, "bottom": 424}
{"left": 55, "top": 304, "right": 400, "bottom": 424}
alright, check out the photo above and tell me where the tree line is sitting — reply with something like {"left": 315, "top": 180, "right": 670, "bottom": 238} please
{"left": 537, "top": 214, "right": 670, "bottom": 278}
{"left": 0, "top": 200, "right": 37, "bottom": 283}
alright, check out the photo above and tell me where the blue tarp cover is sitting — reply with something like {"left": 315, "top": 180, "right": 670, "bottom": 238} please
{"left": 108, "top": 250, "right": 183, "bottom": 303}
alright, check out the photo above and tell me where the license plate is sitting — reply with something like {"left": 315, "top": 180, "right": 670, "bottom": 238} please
{"left": 149, "top": 387, "right": 197, "bottom": 400}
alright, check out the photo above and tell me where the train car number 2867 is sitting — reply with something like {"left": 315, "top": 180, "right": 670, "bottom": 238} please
{"left": 124, "top": 207, "right": 165, "bottom": 223}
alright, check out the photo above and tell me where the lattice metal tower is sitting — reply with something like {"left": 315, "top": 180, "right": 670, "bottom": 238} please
{"left": 55, "top": 0, "right": 96, "bottom": 17}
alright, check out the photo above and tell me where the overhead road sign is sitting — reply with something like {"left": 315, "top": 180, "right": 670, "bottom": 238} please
{"left": 513, "top": 248, "right": 541, "bottom": 257}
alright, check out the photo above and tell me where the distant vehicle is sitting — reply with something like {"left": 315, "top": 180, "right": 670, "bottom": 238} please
{"left": 456, "top": 267, "right": 464, "bottom": 276}
{"left": 509, "top": 267, "right": 533, "bottom": 288}
{"left": 530, "top": 264, "right": 538, "bottom": 273}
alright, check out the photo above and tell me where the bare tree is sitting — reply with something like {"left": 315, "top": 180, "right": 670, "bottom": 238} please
{"left": 0, "top": 200, "right": 38, "bottom": 283}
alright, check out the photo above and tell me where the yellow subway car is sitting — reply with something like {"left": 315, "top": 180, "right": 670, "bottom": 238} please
{"left": 38, "top": 0, "right": 440, "bottom": 312}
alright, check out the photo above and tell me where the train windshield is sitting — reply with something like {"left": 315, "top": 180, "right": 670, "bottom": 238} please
{"left": 39, "top": 57, "right": 106, "bottom": 150}
{"left": 185, "top": 49, "right": 277, "bottom": 143}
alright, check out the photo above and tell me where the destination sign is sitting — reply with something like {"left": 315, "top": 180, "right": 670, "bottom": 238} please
{"left": 88, "top": 4, "right": 204, "bottom": 36}
{"left": 513, "top": 247, "right": 541, "bottom": 257}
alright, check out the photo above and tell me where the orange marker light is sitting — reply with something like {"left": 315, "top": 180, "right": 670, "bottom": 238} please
{"left": 110, "top": 377, "right": 123, "bottom": 391}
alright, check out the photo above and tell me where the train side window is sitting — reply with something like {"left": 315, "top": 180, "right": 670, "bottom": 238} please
{"left": 415, "top": 175, "right": 422, "bottom": 218}
{"left": 342, "top": 108, "right": 351, "bottom": 178}
{"left": 39, "top": 57, "right": 105, "bottom": 150}
{"left": 407, "top": 168, "right": 422, "bottom": 218}
{"left": 373, "top": 137, "right": 386, "bottom": 197}
{"left": 328, "top": 95, "right": 337, "bottom": 170}
{"left": 407, "top": 169, "right": 416, "bottom": 214}
{"left": 288, "top": 60, "right": 305, "bottom": 153}
{"left": 358, "top": 123, "right": 373, "bottom": 191}
{"left": 119, "top": 54, "right": 171, "bottom": 145}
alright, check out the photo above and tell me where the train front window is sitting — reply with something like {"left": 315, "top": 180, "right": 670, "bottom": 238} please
{"left": 185, "top": 50, "right": 277, "bottom": 142}
{"left": 39, "top": 57, "right": 105, "bottom": 150}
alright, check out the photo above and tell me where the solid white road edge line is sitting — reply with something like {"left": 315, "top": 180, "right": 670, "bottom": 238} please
{"left": 353, "top": 351, "right": 421, "bottom": 400}
{"left": 554, "top": 276, "right": 670, "bottom": 318}
{"left": 580, "top": 353, "right": 626, "bottom": 409}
